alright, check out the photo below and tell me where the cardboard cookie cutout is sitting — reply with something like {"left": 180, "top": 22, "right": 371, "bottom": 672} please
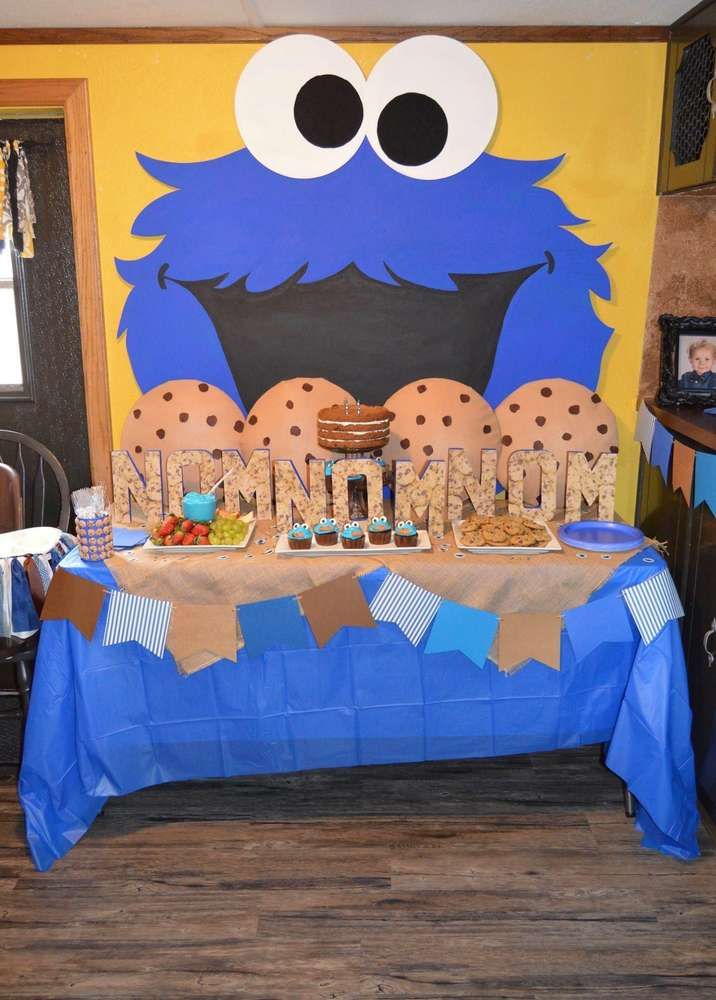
{"left": 120, "top": 380, "right": 245, "bottom": 498}
{"left": 382, "top": 379, "right": 501, "bottom": 473}
{"left": 495, "top": 379, "right": 618, "bottom": 504}
{"left": 118, "top": 37, "right": 612, "bottom": 414}
{"left": 237, "top": 377, "right": 355, "bottom": 476}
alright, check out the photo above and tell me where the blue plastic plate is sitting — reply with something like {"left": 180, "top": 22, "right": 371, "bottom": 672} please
{"left": 557, "top": 520, "right": 644, "bottom": 553}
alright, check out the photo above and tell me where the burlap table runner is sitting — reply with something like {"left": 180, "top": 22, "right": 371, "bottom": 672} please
{"left": 107, "top": 520, "right": 646, "bottom": 616}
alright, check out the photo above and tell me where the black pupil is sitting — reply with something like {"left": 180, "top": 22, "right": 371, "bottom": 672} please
{"left": 377, "top": 92, "right": 448, "bottom": 166}
{"left": 294, "top": 74, "right": 363, "bottom": 149}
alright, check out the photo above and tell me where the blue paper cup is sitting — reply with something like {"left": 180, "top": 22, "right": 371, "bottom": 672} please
{"left": 181, "top": 491, "right": 217, "bottom": 522}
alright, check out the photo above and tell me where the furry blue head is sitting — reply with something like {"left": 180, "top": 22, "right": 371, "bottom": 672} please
{"left": 117, "top": 36, "right": 611, "bottom": 414}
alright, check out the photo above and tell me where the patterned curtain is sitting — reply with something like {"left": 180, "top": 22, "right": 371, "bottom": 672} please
{"left": 0, "top": 139, "right": 37, "bottom": 258}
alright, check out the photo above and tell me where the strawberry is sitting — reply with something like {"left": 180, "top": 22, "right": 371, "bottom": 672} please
{"left": 158, "top": 519, "right": 175, "bottom": 537}
{"left": 163, "top": 535, "right": 174, "bottom": 546}
{"left": 196, "top": 535, "right": 210, "bottom": 545}
{"left": 182, "top": 534, "right": 195, "bottom": 546}
{"left": 171, "top": 531, "right": 185, "bottom": 545}
{"left": 193, "top": 523, "right": 210, "bottom": 536}
{"left": 181, "top": 519, "right": 194, "bottom": 533}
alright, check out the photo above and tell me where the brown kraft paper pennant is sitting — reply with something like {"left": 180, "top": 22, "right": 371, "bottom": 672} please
{"left": 498, "top": 612, "right": 562, "bottom": 674}
{"left": 299, "top": 573, "right": 376, "bottom": 647}
{"left": 671, "top": 440, "right": 695, "bottom": 506}
{"left": 40, "top": 567, "right": 106, "bottom": 641}
{"left": 167, "top": 603, "right": 240, "bottom": 674}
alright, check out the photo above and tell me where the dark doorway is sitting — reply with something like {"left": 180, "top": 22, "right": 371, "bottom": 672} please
{"left": 0, "top": 117, "right": 91, "bottom": 509}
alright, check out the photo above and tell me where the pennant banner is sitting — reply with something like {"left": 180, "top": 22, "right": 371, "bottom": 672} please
{"left": 425, "top": 600, "right": 498, "bottom": 668}
{"left": 499, "top": 613, "right": 562, "bottom": 673}
{"left": 40, "top": 567, "right": 105, "bottom": 642}
{"left": 622, "top": 568, "right": 684, "bottom": 646}
{"left": 300, "top": 573, "right": 375, "bottom": 648}
{"left": 671, "top": 440, "right": 696, "bottom": 505}
{"left": 634, "top": 401, "right": 657, "bottom": 459}
{"left": 564, "top": 593, "right": 634, "bottom": 662}
{"left": 238, "top": 595, "right": 307, "bottom": 659}
{"left": 694, "top": 450, "right": 716, "bottom": 517}
{"left": 103, "top": 589, "right": 172, "bottom": 658}
{"left": 369, "top": 572, "right": 442, "bottom": 646}
{"left": 649, "top": 421, "right": 674, "bottom": 484}
{"left": 167, "top": 603, "right": 239, "bottom": 673}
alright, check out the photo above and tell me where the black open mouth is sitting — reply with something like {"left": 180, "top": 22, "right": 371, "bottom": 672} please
{"left": 181, "top": 261, "right": 542, "bottom": 411}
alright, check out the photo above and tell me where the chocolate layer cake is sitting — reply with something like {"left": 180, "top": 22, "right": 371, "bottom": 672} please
{"left": 317, "top": 403, "right": 392, "bottom": 452}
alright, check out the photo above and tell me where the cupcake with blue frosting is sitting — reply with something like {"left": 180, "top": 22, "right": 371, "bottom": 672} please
{"left": 287, "top": 522, "right": 313, "bottom": 550}
{"left": 313, "top": 516, "right": 338, "bottom": 546}
{"left": 394, "top": 519, "right": 419, "bottom": 548}
{"left": 368, "top": 514, "right": 392, "bottom": 545}
{"left": 340, "top": 520, "right": 365, "bottom": 549}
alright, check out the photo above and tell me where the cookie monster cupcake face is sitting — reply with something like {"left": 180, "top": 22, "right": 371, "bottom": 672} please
{"left": 287, "top": 521, "right": 313, "bottom": 549}
{"left": 340, "top": 520, "right": 366, "bottom": 549}
{"left": 313, "top": 516, "right": 339, "bottom": 546}
{"left": 394, "top": 519, "right": 419, "bottom": 547}
{"left": 368, "top": 514, "right": 392, "bottom": 545}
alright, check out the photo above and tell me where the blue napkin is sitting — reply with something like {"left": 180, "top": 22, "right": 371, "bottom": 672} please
{"left": 112, "top": 527, "right": 149, "bottom": 549}
{"left": 649, "top": 421, "right": 674, "bottom": 484}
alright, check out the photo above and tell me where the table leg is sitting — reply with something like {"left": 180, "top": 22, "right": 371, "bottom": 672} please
{"left": 623, "top": 785, "right": 636, "bottom": 818}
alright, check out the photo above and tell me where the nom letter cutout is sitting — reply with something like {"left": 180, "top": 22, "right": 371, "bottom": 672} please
{"left": 166, "top": 449, "right": 216, "bottom": 516}
{"left": 564, "top": 452, "right": 617, "bottom": 522}
{"left": 394, "top": 460, "right": 446, "bottom": 534}
{"left": 447, "top": 448, "right": 496, "bottom": 521}
{"left": 331, "top": 459, "right": 384, "bottom": 525}
{"left": 274, "top": 459, "right": 328, "bottom": 532}
{"left": 221, "top": 449, "right": 272, "bottom": 520}
{"left": 507, "top": 450, "right": 558, "bottom": 523}
{"left": 111, "top": 450, "right": 163, "bottom": 526}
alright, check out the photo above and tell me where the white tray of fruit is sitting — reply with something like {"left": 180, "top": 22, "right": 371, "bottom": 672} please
{"left": 144, "top": 511, "right": 255, "bottom": 552}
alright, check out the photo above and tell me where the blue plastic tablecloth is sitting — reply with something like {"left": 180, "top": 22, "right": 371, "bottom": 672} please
{"left": 19, "top": 547, "right": 700, "bottom": 870}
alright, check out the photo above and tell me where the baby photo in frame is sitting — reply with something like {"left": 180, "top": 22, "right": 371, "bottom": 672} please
{"left": 657, "top": 314, "right": 716, "bottom": 407}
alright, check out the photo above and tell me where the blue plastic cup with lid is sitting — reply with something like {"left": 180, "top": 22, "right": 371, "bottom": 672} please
{"left": 181, "top": 491, "right": 217, "bottom": 522}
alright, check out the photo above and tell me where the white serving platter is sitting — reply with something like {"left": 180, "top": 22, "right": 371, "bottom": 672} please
{"left": 142, "top": 520, "right": 255, "bottom": 553}
{"left": 452, "top": 519, "right": 562, "bottom": 555}
{"left": 276, "top": 529, "right": 432, "bottom": 557}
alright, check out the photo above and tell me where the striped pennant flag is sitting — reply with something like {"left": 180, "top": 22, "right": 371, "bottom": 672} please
{"left": 103, "top": 589, "right": 172, "bottom": 659}
{"left": 622, "top": 568, "right": 684, "bottom": 646}
{"left": 369, "top": 572, "right": 442, "bottom": 646}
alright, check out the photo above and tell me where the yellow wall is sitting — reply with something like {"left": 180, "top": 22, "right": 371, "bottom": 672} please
{"left": 0, "top": 41, "right": 665, "bottom": 518}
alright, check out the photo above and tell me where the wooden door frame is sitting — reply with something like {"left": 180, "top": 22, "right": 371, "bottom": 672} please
{"left": 0, "top": 78, "right": 112, "bottom": 492}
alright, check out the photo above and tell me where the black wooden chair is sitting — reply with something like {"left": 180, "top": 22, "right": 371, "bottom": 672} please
{"left": 0, "top": 431, "right": 71, "bottom": 734}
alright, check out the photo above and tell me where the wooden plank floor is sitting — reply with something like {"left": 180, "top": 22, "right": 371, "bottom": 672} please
{"left": 2, "top": 747, "right": 716, "bottom": 1000}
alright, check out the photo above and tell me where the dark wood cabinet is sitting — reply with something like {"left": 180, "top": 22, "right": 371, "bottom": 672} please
{"left": 658, "top": 1, "right": 716, "bottom": 193}
{"left": 635, "top": 402, "right": 716, "bottom": 822}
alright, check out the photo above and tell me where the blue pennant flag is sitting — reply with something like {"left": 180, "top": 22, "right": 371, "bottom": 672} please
{"left": 424, "top": 600, "right": 498, "bottom": 668}
{"left": 103, "top": 589, "right": 172, "bottom": 658}
{"left": 238, "top": 595, "right": 308, "bottom": 659}
{"left": 694, "top": 450, "right": 716, "bottom": 516}
{"left": 370, "top": 572, "right": 442, "bottom": 646}
{"left": 564, "top": 593, "right": 635, "bottom": 662}
{"left": 649, "top": 421, "right": 674, "bottom": 484}
{"left": 622, "top": 568, "right": 684, "bottom": 646}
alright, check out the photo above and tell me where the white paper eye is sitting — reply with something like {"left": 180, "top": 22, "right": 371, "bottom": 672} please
{"left": 292, "top": 522, "right": 301, "bottom": 530}
{"left": 364, "top": 36, "right": 497, "bottom": 180}
{"left": 343, "top": 522, "right": 352, "bottom": 531}
{"left": 319, "top": 517, "right": 329, "bottom": 525}
{"left": 300, "top": 523, "right": 309, "bottom": 530}
{"left": 405, "top": 520, "right": 414, "bottom": 527}
{"left": 350, "top": 520, "right": 360, "bottom": 528}
{"left": 235, "top": 34, "right": 366, "bottom": 179}
{"left": 379, "top": 515, "right": 388, "bottom": 524}
{"left": 328, "top": 518, "right": 337, "bottom": 526}
{"left": 397, "top": 520, "right": 405, "bottom": 528}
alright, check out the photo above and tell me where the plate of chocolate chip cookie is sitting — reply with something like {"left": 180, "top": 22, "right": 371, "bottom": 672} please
{"left": 453, "top": 514, "right": 562, "bottom": 555}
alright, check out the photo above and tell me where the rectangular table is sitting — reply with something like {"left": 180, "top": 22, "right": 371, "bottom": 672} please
{"left": 19, "top": 544, "right": 700, "bottom": 870}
